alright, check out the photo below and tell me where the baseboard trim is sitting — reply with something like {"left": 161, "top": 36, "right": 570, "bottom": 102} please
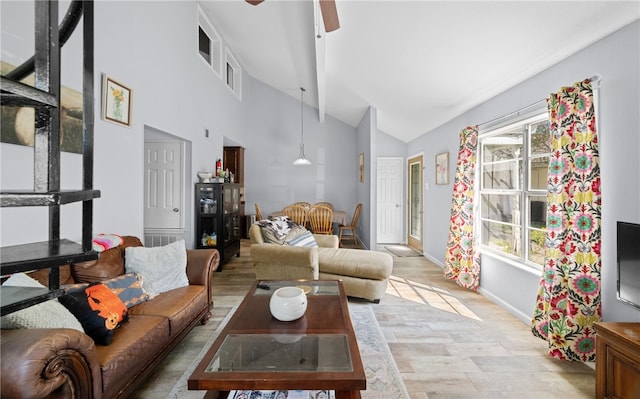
{"left": 478, "top": 287, "right": 531, "bottom": 324}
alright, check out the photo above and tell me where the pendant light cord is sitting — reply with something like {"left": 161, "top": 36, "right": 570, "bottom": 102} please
{"left": 300, "top": 87, "right": 305, "bottom": 149}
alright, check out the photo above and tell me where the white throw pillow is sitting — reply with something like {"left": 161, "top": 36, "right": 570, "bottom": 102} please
{"left": 1, "top": 273, "right": 84, "bottom": 332}
{"left": 124, "top": 240, "right": 189, "bottom": 297}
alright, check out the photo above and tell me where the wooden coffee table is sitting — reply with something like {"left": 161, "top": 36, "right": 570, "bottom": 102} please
{"left": 188, "top": 280, "right": 366, "bottom": 399}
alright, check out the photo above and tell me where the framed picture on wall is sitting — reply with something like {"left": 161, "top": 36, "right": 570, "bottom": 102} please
{"left": 435, "top": 152, "right": 449, "bottom": 185}
{"left": 102, "top": 75, "right": 132, "bottom": 127}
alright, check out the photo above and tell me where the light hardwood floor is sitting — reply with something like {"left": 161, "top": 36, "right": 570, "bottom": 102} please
{"left": 133, "top": 239, "right": 595, "bottom": 398}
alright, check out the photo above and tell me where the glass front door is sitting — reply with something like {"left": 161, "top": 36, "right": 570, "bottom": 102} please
{"left": 407, "top": 155, "right": 423, "bottom": 251}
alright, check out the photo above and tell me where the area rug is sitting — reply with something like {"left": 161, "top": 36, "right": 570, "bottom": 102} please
{"left": 166, "top": 305, "right": 409, "bottom": 399}
{"left": 385, "top": 245, "right": 422, "bottom": 257}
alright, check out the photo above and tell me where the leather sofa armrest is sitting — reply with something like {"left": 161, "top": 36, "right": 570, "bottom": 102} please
{"left": 186, "top": 248, "right": 220, "bottom": 286}
{"left": 186, "top": 249, "right": 220, "bottom": 312}
{"left": 1, "top": 328, "right": 101, "bottom": 399}
{"left": 314, "top": 234, "right": 339, "bottom": 248}
{"left": 250, "top": 243, "right": 319, "bottom": 280}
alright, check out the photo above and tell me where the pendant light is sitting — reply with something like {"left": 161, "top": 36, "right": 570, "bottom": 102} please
{"left": 293, "top": 87, "right": 311, "bottom": 166}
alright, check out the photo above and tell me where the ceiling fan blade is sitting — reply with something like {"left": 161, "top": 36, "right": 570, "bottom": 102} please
{"left": 319, "top": 0, "right": 340, "bottom": 32}
{"left": 246, "top": 0, "right": 264, "bottom": 5}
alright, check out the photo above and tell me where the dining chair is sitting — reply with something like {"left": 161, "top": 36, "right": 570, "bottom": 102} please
{"left": 314, "top": 201, "right": 334, "bottom": 210}
{"left": 308, "top": 205, "right": 334, "bottom": 235}
{"left": 282, "top": 205, "right": 308, "bottom": 226}
{"left": 339, "top": 203, "right": 362, "bottom": 248}
{"left": 255, "top": 203, "right": 264, "bottom": 221}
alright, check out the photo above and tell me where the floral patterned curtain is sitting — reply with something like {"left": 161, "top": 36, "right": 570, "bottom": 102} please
{"left": 444, "top": 126, "right": 480, "bottom": 290}
{"left": 531, "top": 78, "right": 601, "bottom": 362}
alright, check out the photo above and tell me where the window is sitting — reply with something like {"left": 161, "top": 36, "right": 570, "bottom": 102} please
{"left": 225, "top": 48, "right": 242, "bottom": 100}
{"left": 198, "top": 5, "right": 221, "bottom": 77}
{"left": 198, "top": 26, "right": 211, "bottom": 64}
{"left": 478, "top": 113, "right": 550, "bottom": 267}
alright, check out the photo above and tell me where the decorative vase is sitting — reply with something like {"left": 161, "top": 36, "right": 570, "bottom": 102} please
{"left": 269, "top": 286, "right": 307, "bottom": 321}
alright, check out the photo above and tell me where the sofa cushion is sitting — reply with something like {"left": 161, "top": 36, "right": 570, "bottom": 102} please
{"left": 59, "top": 283, "right": 128, "bottom": 346}
{"left": 124, "top": 240, "right": 189, "bottom": 297}
{"left": 318, "top": 248, "right": 393, "bottom": 280}
{"left": 128, "top": 285, "right": 207, "bottom": 334}
{"left": 0, "top": 273, "right": 84, "bottom": 332}
{"left": 27, "top": 264, "right": 75, "bottom": 286}
{"left": 96, "top": 314, "right": 170, "bottom": 397}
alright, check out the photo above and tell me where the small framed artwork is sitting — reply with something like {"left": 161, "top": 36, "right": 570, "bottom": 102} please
{"left": 435, "top": 152, "right": 449, "bottom": 185}
{"left": 102, "top": 75, "right": 132, "bottom": 127}
{"left": 359, "top": 153, "right": 365, "bottom": 182}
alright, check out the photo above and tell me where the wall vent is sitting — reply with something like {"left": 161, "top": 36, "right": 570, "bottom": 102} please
{"left": 144, "top": 234, "right": 179, "bottom": 248}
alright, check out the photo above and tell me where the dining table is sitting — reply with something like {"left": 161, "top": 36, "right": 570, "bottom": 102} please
{"left": 268, "top": 210, "right": 350, "bottom": 226}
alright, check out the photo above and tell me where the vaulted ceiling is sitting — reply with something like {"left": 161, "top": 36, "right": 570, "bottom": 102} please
{"left": 200, "top": 1, "right": 639, "bottom": 143}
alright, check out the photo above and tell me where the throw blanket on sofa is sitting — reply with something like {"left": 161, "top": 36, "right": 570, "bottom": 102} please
{"left": 257, "top": 216, "right": 295, "bottom": 240}
{"left": 93, "top": 234, "right": 124, "bottom": 252}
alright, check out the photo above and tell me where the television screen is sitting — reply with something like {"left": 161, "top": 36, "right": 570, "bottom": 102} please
{"left": 617, "top": 221, "right": 640, "bottom": 310}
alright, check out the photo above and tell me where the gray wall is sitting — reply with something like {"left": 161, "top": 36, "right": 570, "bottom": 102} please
{"left": 243, "top": 78, "right": 357, "bottom": 221}
{"left": 1, "top": 1, "right": 358, "bottom": 249}
{"left": 409, "top": 20, "right": 640, "bottom": 323}
{"left": 1, "top": 2, "right": 637, "bottom": 323}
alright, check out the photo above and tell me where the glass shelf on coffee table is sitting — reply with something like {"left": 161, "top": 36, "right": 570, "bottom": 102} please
{"left": 207, "top": 334, "right": 352, "bottom": 373}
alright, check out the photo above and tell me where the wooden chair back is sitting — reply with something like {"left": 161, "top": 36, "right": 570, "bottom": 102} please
{"left": 255, "top": 203, "right": 264, "bottom": 221}
{"left": 282, "top": 205, "right": 308, "bottom": 226}
{"left": 338, "top": 203, "right": 362, "bottom": 248}
{"left": 293, "top": 201, "right": 311, "bottom": 209}
{"left": 314, "top": 201, "right": 334, "bottom": 210}
{"left": 308, "top": 205, "right": 334, "bottom": 235}
{"left": 349, "top": 203, "right": 362, "bottom": 228}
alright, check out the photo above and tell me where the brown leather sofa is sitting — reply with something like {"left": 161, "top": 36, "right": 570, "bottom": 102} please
{"left": 0, "top": 236, "right": 219, "bottom": 399}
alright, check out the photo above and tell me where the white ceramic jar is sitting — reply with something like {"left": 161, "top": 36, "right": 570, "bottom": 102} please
{"left": 269, "top": 286, "right": 307, "bottom": 321}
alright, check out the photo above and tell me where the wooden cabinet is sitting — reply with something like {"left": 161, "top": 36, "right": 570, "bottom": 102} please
{"left": 224, "top": 146, "right": 246, "bottom": 234}
{"left": 595, "top": 322, "right": 640, "bottom": 399}
{"left": 195, "top": 183, "right": 241, "bottom": 269}
{"left": 223, "top": 146, "right": 244, "bottom": 185}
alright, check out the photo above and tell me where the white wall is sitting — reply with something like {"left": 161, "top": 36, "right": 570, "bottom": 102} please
{"left": 409, "top": 20, "right": 640, "bottom": 323}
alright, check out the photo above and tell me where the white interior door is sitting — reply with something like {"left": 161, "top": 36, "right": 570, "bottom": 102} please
{"left": 144, "top": 141, "right": 184, "bottom": 229}
{"left": 377, "top": 157, "right": 404, "bottom": 243}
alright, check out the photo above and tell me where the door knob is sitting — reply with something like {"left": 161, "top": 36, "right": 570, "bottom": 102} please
{"left": 173, "top": 208, "right": 179, "bottom": 212}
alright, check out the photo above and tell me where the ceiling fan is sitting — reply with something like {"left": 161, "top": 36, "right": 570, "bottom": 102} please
{"left": 246, "top": 0, "right": 340, "bottom": 32}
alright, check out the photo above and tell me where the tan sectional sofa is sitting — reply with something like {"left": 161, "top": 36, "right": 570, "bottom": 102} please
{"left": 249, "top": 224, "right": 393, "bottom": 302}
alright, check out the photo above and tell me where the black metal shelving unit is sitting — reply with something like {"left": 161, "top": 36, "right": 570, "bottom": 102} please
{"left": 0, "top": 0, "right": 100, "bottom": 315}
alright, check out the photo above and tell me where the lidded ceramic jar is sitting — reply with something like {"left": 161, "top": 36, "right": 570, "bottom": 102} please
{"left": 269, "top": 286, "right": 307, "bottom": 321}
